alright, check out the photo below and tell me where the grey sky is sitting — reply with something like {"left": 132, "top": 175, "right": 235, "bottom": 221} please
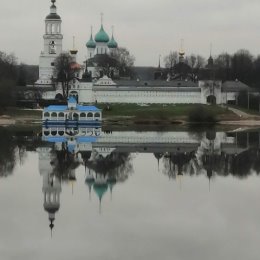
{"left": 1, "top": 0, "right": 260, "bottom": 66}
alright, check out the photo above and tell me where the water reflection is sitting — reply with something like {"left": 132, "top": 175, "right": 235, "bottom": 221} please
{"left": 2, "top": 126, "right": 260, "bottom": 234}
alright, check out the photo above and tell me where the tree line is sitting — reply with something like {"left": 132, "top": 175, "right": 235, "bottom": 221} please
{"left": 164, "top": 49, "right": 260, "bottom": 88}
{"left": 0, "top": 51, "right": 39, "bottom": 110}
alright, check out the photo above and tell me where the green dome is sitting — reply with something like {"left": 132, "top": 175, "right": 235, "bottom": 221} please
{"left": 95, "top": 25, "right": 110, "bottom": 43}
{"left": 86, "top": 34, "right": 96, "bottom": 48}
{"left": 107, "top": 35, "right": 118, "bottom": 49}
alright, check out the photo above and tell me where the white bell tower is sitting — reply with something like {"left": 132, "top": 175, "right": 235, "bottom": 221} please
{"left": 35, "top": 0, "right": 63, "bottom": 87}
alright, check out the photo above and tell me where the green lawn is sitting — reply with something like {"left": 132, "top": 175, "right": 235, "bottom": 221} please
{"left": 99, "top": 103, "right": 236, "bottom": 121}
{"left": 0, "top": 104, "right": 239, "bottom": 125}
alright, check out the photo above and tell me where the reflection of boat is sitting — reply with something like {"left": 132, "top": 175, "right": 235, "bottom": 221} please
{"left": 42, "top": 97, "right": 102, "bottom": 126}
{"left": 42, "top": 126, "right": 101, "bottom": 139}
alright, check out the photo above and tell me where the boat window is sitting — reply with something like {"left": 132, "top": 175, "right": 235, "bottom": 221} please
{"left": 80, "top": 113, "right": 86, "bottom": 118}
{"left": 44, "top": 131, "right": 50, "bottom": 136}
{"left": 58, "top": 112, "right": 64, "bottom": 117}
{"left": 58, "top": 131, "right": 64, "bottom": 136}
{"left": 51, "top": 131, "right": 57, "bottom": 136}
{"left": 51, "top": 112, "right": 57, "bottom": 117}
{"left": 73, "top": 113, "right": 79, "bottom": 120}
{"left": 44, "top": 112, "right": 50, "bottom": 117}
{"left": 87, "top": 112, "right": 93, "bottom": 118}
{"left": 95, "top": 113, "right": 100, "bottom": 118}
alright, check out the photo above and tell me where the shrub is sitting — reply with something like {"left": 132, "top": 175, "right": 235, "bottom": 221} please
{"left": 188, "top": 105, "right": 217, "bottom": 123}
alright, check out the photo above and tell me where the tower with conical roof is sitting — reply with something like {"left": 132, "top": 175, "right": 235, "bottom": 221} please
{"left": 179, "top": 39, "right": 185, "bottom": 63}
{"left": 35, "top": 0, "right": 63, "bottom": 87}
{"left": 207, "top": 43, "right": 214, "bottom": 68}
{"left": 70, "top": 36, "right": 78, "bottom": 62}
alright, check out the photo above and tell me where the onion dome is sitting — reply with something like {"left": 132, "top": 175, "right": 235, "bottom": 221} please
{"left": 86, "top": 34, "right": 96, "bottom": 49}
{"left": 95, "top": 25, "right": 110, "bottom": 43}
{"left": 46, "top": 0, "right": 61, "bottom": 20}
{"left": 107, "top": 35, "right": 118, "bottom": 49}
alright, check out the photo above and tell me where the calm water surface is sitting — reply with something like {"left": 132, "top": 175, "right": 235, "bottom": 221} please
{"left": 0, "top": 127, "right": 260, "bottom": 260}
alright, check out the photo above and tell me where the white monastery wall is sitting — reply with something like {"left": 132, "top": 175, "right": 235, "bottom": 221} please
{"left": 92, "top": 88, "right": 203, "bottom": 104}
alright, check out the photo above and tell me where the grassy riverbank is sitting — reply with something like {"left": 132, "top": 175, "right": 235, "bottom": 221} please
{"left": 99, "top": 103, "right": 239, "bottom": 124}
{"left": 0, "top": 104, "right": 251, "bottom": 126}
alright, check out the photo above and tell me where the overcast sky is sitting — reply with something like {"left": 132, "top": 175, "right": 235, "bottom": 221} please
{"left": 1, "top": 0, "right": 260, "bottom": 66}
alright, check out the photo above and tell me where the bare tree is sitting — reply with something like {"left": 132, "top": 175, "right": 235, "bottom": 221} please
{"left": 164, "top": 51, "right": 178, "bottom": 69}
{"left": 54, "top": 53, "right": 76, "bottom": 100}
{"left": 196, "top": 55, "right": 206, "bottom": 69}
{"left": 110, "top": 47, "right": 135, "bottom": 77}
{"left": 187, "top": 54, "right": 197, "bottom": 69}
{"left": 0, "top": 51, "right": 17, "bottom": 110}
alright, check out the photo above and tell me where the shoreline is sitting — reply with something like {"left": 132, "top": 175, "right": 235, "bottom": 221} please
{"left": 1, "top": 104, "right": 260, "bottom": 130}
{"left": 1, "top": 115, "right": 260, "bottom": 130}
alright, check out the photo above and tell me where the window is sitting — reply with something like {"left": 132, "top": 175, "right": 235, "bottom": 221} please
{"left": 87, "top": 112, "right": 93, "bottom": 118}
{"left": 44, "top": 112, "right": 50, "bottom": 117}
{"left": 73, "top": 113, "right": 79, "bottom": 120}
{"left": 80, "top": 113, "right": 86, "bottom": 118}
{"left": 51, "top": 112, "right": 57, "bottom": 117}
{"left": 51, "top": 131, "right": 57, "bottom": 136}
{"left": 58, "top": 131, "right": 64, "bottom": 136}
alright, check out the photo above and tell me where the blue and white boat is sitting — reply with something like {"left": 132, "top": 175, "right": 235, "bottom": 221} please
{"left": 42, "top": 97, "right": 102, "bottom": 126}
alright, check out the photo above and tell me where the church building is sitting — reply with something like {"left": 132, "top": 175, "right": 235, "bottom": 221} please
{"left": 34, "top": 0, "right": 252, "bottom": 106}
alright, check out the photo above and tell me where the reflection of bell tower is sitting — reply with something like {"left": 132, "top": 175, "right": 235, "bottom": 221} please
{"left": 37, "top": 146, "right": 62, "bottom": 235}
{"left": 43, "top": 173, "right": 61, "bottom": 235}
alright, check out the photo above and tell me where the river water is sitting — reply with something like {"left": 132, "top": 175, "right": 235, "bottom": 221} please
{"left": 0, "top": 126, "right": 260, "bottom": 260}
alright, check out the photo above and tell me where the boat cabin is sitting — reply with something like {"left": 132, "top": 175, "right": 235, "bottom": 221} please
{"left": 43, "top": 97, "right": 102, "bottom": 126}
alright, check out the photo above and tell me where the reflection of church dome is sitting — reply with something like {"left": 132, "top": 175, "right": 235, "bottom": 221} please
{"left": 107, "top": 176, "right": 117, "bottom": 191}
{"left": 93, "top": 183, "right": 108, "bottom": 201}
{"left": 44, "top": 204, "right": 60, "bottom": 214}
{"left": 81, "top": 151, "right": 92, "bottom": 161}
{"left": 95, "top": 25, "right": 110, "bottom": 43}
{"left": 206, "top": 131, "right": 216, "bottom": 141}
{"left": 85, "top": 175, "right": 95, "bottom": 187}
{"left": 154, "top": 153, "right": 163, "bottom": 160}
